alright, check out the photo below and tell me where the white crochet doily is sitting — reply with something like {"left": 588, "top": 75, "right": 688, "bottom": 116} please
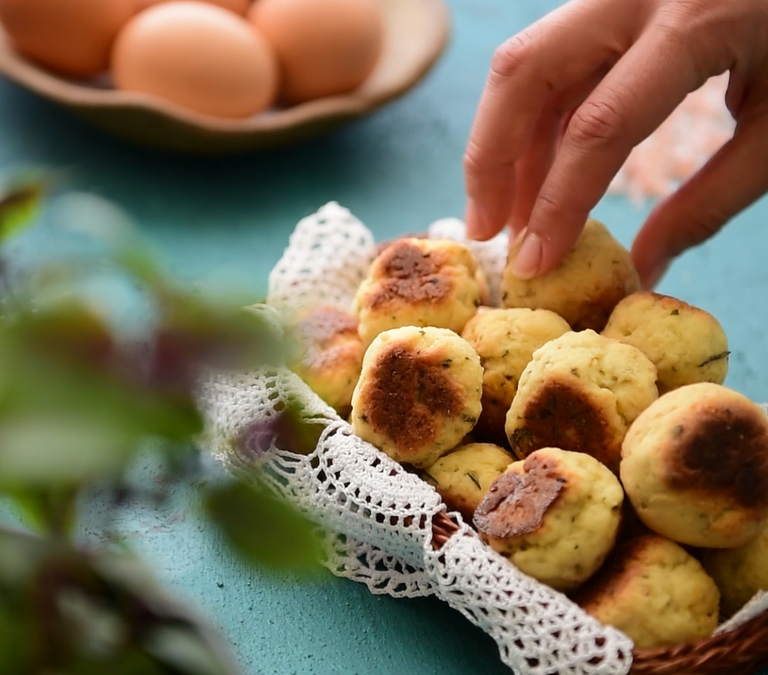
{"left": 196, "top": 202, "right": 768, "bottom": 675}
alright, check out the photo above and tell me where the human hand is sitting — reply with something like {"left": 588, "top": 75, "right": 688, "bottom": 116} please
{"left": 463, "top": 0, "right": 768, "bottom": 288}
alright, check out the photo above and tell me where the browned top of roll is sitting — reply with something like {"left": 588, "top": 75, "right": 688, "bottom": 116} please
{"left": 361, "top": 340, "right": 465, "bottom": 458}
{"left": 664, "top": 402, "right": 768, "bottom": 510}
{"left": 473, "top": 453, "right": 566, "bottom": 539}
{"left": 509, "top": 376, "right": 616, "bottom": 470}
{"left": 291, "top": 306, "right": 360, "bottom": 370}
{"left": 293, "top": 306, "right": 358, "bottom": 347}
{"left": 366, "top": 240, "right": 453, "bottom": 309}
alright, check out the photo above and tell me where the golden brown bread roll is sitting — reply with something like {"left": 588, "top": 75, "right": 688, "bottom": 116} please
{"left": 287, "top": 305, "right": 364, "bottom": 416}
{"left": 702, "top": 520, "right": 768, "bottom": 616}
{"left": 352, "top": 238, "right": 483, "bottom": 347}
{"left": 621, "top": 382, "right": 768, "bottom": 548}
{"left": 505, "top": 329, "right": 658, "bottom": 474}
{"left": 474, "top": 447, "right": 624, "bottom": 591}
{"left": 501, "top": 218, "right": 640, "bottom": 332}
{"left": 575, "top": 534, "right": 720, "bottom": 649}
{"left": 350, "top": 326, "right": 483, "bottom": 468}
{"left": 422, "top": 442, "right": 514, "bottom": 521}
{"left": 602, "top": 291, "right": 729, "bottom": 394}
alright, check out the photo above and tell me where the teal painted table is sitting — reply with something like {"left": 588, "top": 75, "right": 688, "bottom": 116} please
{"left": 2, "top": 1, "right": 768, "bottom": 673}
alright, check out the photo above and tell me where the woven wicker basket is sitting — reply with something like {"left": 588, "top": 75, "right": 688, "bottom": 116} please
{"left": 379, "top": 230, "right": 768, "bottom": 674}
{"left": 250, "top": 218, "right": 768, "bottom": 675}
{"left": 268, "top": 232, "right": 768, "bottom": 675}
{"left": 431, "top": 512, "right": 768, "bottom": 675}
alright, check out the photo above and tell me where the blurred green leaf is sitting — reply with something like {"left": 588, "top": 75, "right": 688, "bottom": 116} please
{"left": 0, "top": 174, "right": 46, "bottom": 243}
{"left": 67, "top": 651, "right": 169, "bottom": 675}
{"left": 0, "top": 601, "right": 28, "bottom": 675}
{"left": 8, "top": 299, "right": 114, "bottom": 371}
{"left": 0, "top": 375, "right": 199, "bottom": 490}
{"left": 144, "top": 626, "right": 234, "bottom": 675}
{"left": 0, "top": 413, "right": 135, "bottom": 487}
{"left": 151, "top": 293, "right": 285, "bottom": 385}
{"left": 205, "top": 481, "right": 322, "bottom": 574}
{"left": 0, "top": 180, "right": 307, "bottom": 673}
{"left": 4, "top": 486, "right": 77, "bottom": 537}
{"left": 0, "top": 311, "right": 202, "bottom": 489}
{"left": 238, "top": 404, "right": 325, "bottom": 459}
{"left": 0, "top": 526, "right": 246, "bottom": 675}
{"left": 273, "top": 401, "right": 325, "bottom": 456}
{"left": 0, "top": 526, "right": 49, "bottom": 585}
{"left": 57, "top": 587, "right": 127, "bottom": 659}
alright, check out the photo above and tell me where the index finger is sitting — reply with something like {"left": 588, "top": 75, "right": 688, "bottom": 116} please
{"left": 512, "top": 28, "right": 712, "bottom": 280}
{"left": 464, "top": 0, "right": 643, "bottom": 240}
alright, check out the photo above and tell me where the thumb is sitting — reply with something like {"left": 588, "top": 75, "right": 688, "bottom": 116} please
{"left": 631, "top": 110, "right": 768, "bottom": 288}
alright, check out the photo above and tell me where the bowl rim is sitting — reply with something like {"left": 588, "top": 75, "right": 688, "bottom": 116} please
{"left": 0, "top": 0, "right": 451, "bottom": 137}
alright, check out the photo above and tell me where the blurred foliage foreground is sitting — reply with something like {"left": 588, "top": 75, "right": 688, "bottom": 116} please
{"left": 0, "top": 176, "right": 322, "bottom": 675}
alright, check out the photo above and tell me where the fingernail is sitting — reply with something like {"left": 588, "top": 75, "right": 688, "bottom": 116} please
{"left": 643, "top": 260, "right": 670, "bottom": 289}
{"left": 508, "top": 215, "right": 526, "bottom": 239}
{"left": 465, "top": 198, "right": 502, "bottom": 241}
{"left": 512, "top": 232, "right": 542, "bottom": 279}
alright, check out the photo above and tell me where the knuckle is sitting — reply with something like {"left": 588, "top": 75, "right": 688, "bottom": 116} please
{"left": 653, "top": 3, "right": 723, "bottom": 75}
{"left": 490, "top": 31, "right": 536, "bottom": 79}
{"left": 535, "top": 185, "right": 592, "bottom": 225}
{"left": 653, "top": 17, "right": 693, "bottom": 61}
{"left": 463, "top": 138, "right": 514, "bottom": 179}
{"left": 684, "top": 211, "right": 728, "bottom": 245}
{"left": 567, "top": 99, "right": 624, "bottom": 147}
{"left": 654, "top": 9, "right": 689, "bottom": 36}
{"left": 657, "top": 0, "right": 715, "bottom": 30}
{"left": 462, "top": 139, "right": 488, "bottom": 177}
{"left": 665, "top": 208, "right": 729, "bottom": 258}
{"left": 534, "top": 190, "right": 561, "bottom": 217}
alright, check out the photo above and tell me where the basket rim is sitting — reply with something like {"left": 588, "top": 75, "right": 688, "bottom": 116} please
{"left": 270, "top": 225, "right": 768, "bottom": 675}
{"left": 431, "top": 511, "right": 768, "bottom": 675}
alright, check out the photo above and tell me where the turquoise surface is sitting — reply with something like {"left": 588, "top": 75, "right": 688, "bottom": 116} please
{"left": 1, "top": 0, "right": 768, "bottom": 673}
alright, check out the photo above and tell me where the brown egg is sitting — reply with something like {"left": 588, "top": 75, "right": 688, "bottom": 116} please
{"left": 112, "top": 2, "right": 278, "bottom": 119}
{"left": 0, "top": 0, "right": 135, "bottom": 77}
{"left": 248, "top": 0, "right": 384, "bottom": 104}
{"left": 134, "top": 0, "right": 250, "bottom": 14}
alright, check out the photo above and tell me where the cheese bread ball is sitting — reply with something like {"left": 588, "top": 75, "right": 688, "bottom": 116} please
{"left": 702, "top": 521, "right": 768, "bottom": 616}
{"left": 474, "top": 447, "right": 624, "bottom": 591}
{"left": 621, "top": 383, "right": 768, "bottom": 548}
{"left": 352, "top": 238, "right": 483, "bottom": 347}
{"left": 461, "top": 308, "right": 571, "bottom": 441}
{"left": 287, "top": 306, "right": 364, "bottom": 416}
{"left": 505, "top": 330, "right": 658, "bottom": 474}
{"left": 351, "top": 326, "right": 483, "bottom": 468}
{"left": 501, "top": 218, "right": 640, "bottom": 332}
{"left": 575, "top": 535, "right": 720, "bottom": 649}
{"left": 423, "top": 442, "right": 514, "bottom": 521}
{"left": 603, "top": 291, "right": 729, "bottom": 394}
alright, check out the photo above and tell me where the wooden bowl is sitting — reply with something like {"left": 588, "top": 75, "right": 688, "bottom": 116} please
{"left": 0, "top": 0, "right": 450, "bottom": 155}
